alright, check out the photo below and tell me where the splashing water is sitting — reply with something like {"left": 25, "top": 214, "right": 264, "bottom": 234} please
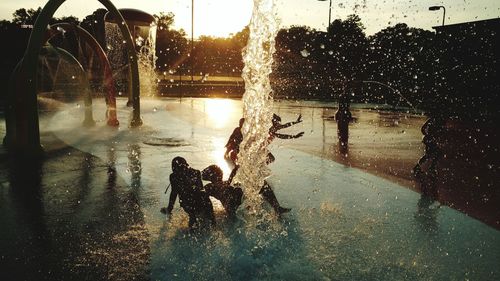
{"left": 105, "top": 23, "right": 159, "bottom": 97}
{"left": 361, "top": 80, "right": 415, "bottom": 109}
{"left": 235, "top": 0, "right": 278, "bottom": 210}
{"left": 137, "top": 24, "right": 159, "bottom": 97}
{"left": 105, "top": 22, "right": 128, "bottom": 92}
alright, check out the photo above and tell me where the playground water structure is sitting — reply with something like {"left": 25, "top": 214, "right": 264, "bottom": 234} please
{"left": 1, "top": 0, "right": 499, "bottom": 280}
{"left": 104, "top": 8, "right": 159, "bottom": 100}
{"left": 4, "top": 0, "right": 142, "bottom": 155}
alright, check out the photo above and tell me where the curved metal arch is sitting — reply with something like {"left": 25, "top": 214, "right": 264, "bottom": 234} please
{"left": 7, "top": 0, "right": 141, "bottom": 153}
{"left": 41, "top": 44, "right": 96, "bottom": 127}
{"left": 47, "top": 23, "right": 119, "bottom": 126}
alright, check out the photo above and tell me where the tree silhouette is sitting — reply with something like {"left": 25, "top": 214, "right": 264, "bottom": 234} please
{"left": 80, "top": 9, "right": 108, "bottom": 48}
{"left": 154, "top": 13, "right": 188, "bottom": 73}
{"left": 367, "top": 23, "right": 436, "bottom": 106}
{"left": 325, "top": 14, "right": 368, "bottom": 83}
{"left": 12, "top": 8, "right": 42, "bottom": 25}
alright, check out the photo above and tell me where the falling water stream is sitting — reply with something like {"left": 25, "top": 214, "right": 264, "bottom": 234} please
{"left": 235, "top": 0, "right": 279, "bottom": 210}
{"left": 105, "top": 22, "right": 159, "bottom": 98}
{"left": 136, "top": 24, "right": 159, "bottom": 97}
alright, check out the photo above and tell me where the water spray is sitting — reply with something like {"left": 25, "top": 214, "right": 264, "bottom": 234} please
{"left": 361, "top": 80, "right": 416, "bottom": 109}
{"left": 235, "top": 0, "right": 279, "bottom": 209}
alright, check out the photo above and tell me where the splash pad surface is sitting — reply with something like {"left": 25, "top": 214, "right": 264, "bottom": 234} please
{"left": 2, "top": 97, "right": 497, "bottom": 280}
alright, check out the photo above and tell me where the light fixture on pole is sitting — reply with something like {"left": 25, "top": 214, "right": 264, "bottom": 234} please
{"left": 318, "top": 0, "right": 332, "bottom": 29}
{"left": 429, "top": 5, "right": 446, "bottom": 26}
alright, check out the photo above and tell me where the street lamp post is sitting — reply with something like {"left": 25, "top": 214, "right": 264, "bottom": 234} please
{"left": 429, "top": 5, "right": 446, "bottom": 26}
{"left": 191, "top": 0, "right": 194, "bottom": 83}
{"left": 318, "top": 0, "right": 332, "bottom": 29}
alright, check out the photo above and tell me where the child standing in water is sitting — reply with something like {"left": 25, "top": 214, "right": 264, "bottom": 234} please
{"left": 224, "top": 118, "right": 245, "bottom": 163}
{"left": 413, "top": 115, "right": 446, "bottom": 198}
{"left": 225, "top": 114, "right": 304, "bottom": 164}
{"left": 223, "top": 114, "right": 302, "bottom": 215}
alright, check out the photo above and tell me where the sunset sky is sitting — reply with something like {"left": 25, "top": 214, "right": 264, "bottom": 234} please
{"left": 1, "top": 0, "right": 499, "bottom": 37}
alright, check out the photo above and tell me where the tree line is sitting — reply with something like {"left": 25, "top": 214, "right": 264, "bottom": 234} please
{"left": 0, "top": 8, "right": 497, "bottom": 121}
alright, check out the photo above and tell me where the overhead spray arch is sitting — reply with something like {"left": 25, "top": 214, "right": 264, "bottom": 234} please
{"left": 46, "top": 23, "right": 120, "bottom": 127}
{"left": 5, "top": 0, "right": 141, "bottom": 154}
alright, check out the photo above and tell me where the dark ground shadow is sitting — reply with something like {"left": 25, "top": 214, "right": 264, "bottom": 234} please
{"left": 0, "top": 135, "right": 150, "bottom": 281}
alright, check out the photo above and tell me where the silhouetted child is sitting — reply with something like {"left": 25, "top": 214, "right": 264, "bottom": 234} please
{"left": 224, "top": 118, "right": 245, "bottom": 163}
{"left": 223, "top": 115, "right": 299, "bottom": 215}
{"left": 259, "top": 180, "right": 291, "bottom": 215}
{"left": 413, "top": 116, "right": 446, "bottom": 197}
{"left": 201, "top": 165, "right": 243, "bottom": 216}
{"left": 162, "top": 157, "right": 215, "bottom": 229}
{"left": 335, "top": 104, "right": 352, "bottom": 148}
{"left": 265, "top": 114, "right": 302, "bottom": 213}
{"left": 267, "top": 113, "right": 304, "bottom": 163}
{"left": 233, "top": 165, "right": 291, "bottom": 215}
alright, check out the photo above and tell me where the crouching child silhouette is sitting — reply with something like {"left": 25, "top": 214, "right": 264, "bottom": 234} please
{"left": 201, "top": 165, "right": 243, "bottom": 217}
{"left": 161, "top": 157, "right": 215, "bottom": 229}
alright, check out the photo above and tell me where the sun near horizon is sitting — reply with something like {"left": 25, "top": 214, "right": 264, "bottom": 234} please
{"left": 0, "top": 0, "right": 254, "bottom": 39}
{"left": 179, "top": 0, "right": 253, "bottom": 38}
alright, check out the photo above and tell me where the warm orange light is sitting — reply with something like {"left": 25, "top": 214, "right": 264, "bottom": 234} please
{"left": 210, "top": 137, "right": 233, "bottom": 179}
{"left": 194, "top": 0, "right": 253, "bottom": 38}
{"left": 204, "top": 98, "right": 234, "bottom": 129}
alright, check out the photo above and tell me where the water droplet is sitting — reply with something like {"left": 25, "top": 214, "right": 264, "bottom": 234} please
{"left": 300, "top": 49, "right": 310, "bottom": 57}
{"left": 133, "top": 166, "right": 141, "bottom": 173}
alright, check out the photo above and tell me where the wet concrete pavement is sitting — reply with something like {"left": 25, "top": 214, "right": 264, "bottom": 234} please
{"left": 1, "top": 97, "right": 499, "bottom": 280}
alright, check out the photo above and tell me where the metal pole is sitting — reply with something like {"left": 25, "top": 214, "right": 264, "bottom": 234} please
{"left": 328, "top": 0, "right": 332, "bottom": 26}
{"left": 191, "top": 0, "right": 194, "bottom": 83}
{"left": 429, "top": 6, "right": 446, "bottom": 26}
{"left": 318, "top": 0, "right": 332, "bottom": 29}
{"left": 441, "top": 6, "right": 446, "bottom": 26}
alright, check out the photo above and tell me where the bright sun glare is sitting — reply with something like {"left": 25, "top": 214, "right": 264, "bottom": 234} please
{"left": 204, "top": 98, "right": 235, "bottom": 129}
{"left": 211, "top": 137, "right": 232, "bottom": 180}
{"left": 192, "top": 0, "right": 253, "bottom": 38}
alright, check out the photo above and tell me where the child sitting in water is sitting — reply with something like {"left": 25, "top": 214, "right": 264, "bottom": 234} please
{"left": 162, "top": 157, "right": 215, "bottom": 229}
{"left": 201, "top": 165, "right": 243, "bottom": 216}
{"left": 203, "top": 165, "right": 291, "bottom": 216}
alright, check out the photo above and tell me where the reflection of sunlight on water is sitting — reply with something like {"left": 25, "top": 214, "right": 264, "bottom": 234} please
{"left": 211, "top": 137, "right": 232, "bottom": 179}
{"left": 204, "top": 99, "right": 234, "bottom": 129}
